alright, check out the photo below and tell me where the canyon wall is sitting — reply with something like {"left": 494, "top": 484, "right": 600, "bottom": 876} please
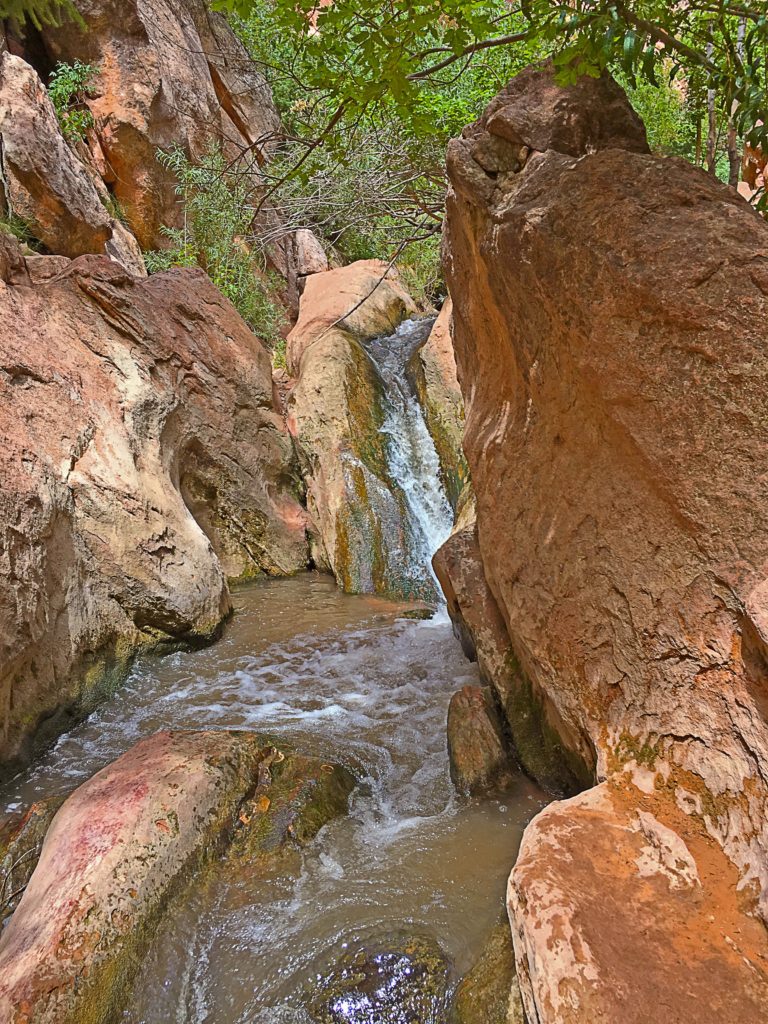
{"left": 1, "top": 0, "right": 324, "bottom": 301}
{"left": 440, "top": 64, "right": 768, "bottom": 1021}
{"left": 0, "top": 232, "right": 309, "bottom": 772}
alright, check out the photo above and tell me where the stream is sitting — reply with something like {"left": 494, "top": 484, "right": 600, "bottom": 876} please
{"left": 0, "top": 319, "right": 547, "bottom": 1022}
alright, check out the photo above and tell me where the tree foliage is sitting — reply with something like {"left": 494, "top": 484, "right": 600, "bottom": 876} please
{"left": 47, "top": 60, "right": 97, "bottom": 142}
{"left": 144, "top": 147, "right": 286, "bottom": 344}
{"left": 0, "top": 0, "right": 76, "bottom": 28}
{"left": 215, "top": 1, "right": 768, "bottom": 156}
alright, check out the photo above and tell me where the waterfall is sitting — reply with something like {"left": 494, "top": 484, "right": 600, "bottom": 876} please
{"left": 364, "top": 317, "right": 454, "bottom": 600}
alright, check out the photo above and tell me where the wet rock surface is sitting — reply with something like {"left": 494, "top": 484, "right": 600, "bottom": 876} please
{"left": 0, "top": 796, "right": 64, "bottom": 925}
{"left": 452, "top": 915, "right": 525, "bottom": 1024}
{"left": 0, "top": 730, "right": 354, "bottom": 1024}
{"left": 443, "top": 61, "right": 768, "bottom": 1021}
{"left": 0, "top": 232, "right": 309, "bottom": 771}
{"left": 447, "top": 685, "right": 516, "bottom": 797}
{"left": 308, "top": 933, "right": 453, "bottom": 1024}
{"left": 406, "top": 298, "right": 467, "bottom": 510}
{"left": 287, "top": 261, "right": 453, "bottom": 600}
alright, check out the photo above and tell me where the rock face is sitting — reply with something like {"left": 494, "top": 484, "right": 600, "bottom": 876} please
{"left": 0, "top": 730, "right": 354, "bottom": 1024}
{"left": 407, "top": 297, "right": 467, "bottom": 508}
{"left": 441, "top": 62, "right": 768, "bottom": 1020}
{"left": 0, "top": 51, "right": 145, "bottom": 274}
{"left": 286, "top": 260, "right": 419, "bottom": 596}
{"left": 0, "top": 231, "right": 309, "bottom": 770}
{"left": 36, "top": 0, "right": 281, "bottom": 252}
{"left": 447, "top": 685, "right": 516, "bottom": 796}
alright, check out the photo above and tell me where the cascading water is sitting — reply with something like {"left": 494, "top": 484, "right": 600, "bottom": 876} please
{"left": 0, "top": 313, "right": 547, "bottom": 1023}
{"left": 363, "top": 316, "right": 454, "bottom": 601}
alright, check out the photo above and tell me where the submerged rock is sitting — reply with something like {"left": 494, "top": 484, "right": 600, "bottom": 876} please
{"left": 229, "top": 749, "right": 355, "bottom": 863}
{"left": 443, "top": 59, "right": 768, "bottom": 1021}
{"left": 0, "top": 232, "right": 309, "bottom": 771}
{"left": 308, "top": 933, "right": 453, "bottom": 1024}
{"left": 452, "top": 915, "right": 525, "bottom": 1024}
{"left": 0, "top": 731, "right": 355, "bottom": 1024}
{"left": 447, "top": 685, "right": 516, "bottom": 797}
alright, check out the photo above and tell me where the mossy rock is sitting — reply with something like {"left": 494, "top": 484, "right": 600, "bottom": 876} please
{"left": 0, "top": 796, "right": 64, "bottom": 924}
{"left": 229, "top": 749, "right": 356, "bottom": 865}
{"left": 308, "top": 932, "right": 453, "bottom": 1024}
{"left": 452, "top": 916, "right": 526, "bottom": 1024}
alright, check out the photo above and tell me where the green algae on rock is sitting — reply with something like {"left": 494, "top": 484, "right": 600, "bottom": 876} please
{"left": 452, "top": 916, "right": 526, "bottom": 1024}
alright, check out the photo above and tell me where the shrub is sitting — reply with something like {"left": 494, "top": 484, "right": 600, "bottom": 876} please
{"left": 143, "top": 146, "right": 286, "bottom": 345}
{"left": 47, "top": 59, "right": 97, "bottom": 142}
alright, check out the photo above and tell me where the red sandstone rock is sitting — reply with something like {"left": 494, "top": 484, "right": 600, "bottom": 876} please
{"left": 0, "top": 731, "right": 353, "bottom": 1023}
{"left": 509, "top": 782, "right": 768, "bottom": 1023}
{"left": 0, "top": 231, "right": 309, "bottom": 769}
{"left": 0, "top": 731, "right": 266, "bottom": 1024}
{"left": 36, "top": 0, "right": 279, "bottom": 251}
{"left": 0, "top": 51, "right": 144, "bottom": 273}
{"left": 442, "top": 63, "right": 768, "bottom": 1020}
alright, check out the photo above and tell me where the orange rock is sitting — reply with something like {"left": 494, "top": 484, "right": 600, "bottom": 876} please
{"left": 443, "top": 61, "right": 768, "bottom": 1020}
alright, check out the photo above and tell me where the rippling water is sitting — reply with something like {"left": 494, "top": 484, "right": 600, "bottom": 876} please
{"left": 0, "top": 575, "right": 546, "bottom": 1022}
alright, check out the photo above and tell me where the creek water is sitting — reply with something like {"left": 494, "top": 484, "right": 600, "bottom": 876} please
{"left": 364, "top": 317, "right": 453, "bottom": 599}
{"left": 0, "top": 320, "right": 548, "bottom": 1022}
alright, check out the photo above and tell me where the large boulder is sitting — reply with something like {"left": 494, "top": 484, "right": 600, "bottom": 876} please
{"left": 0, "top": 51, "right": 145, "bottom": 274}
{"left": 509, "top": 783, "right": 768, "bottom": 1024}
{"left": 286, "top": 260, "right": 425, "bottom": 597}
{"left": 442, "top": 61, "right": 768, "bottom": 1019}
{"left": 0, "top": 231, "right": 309, "bottom": 771}
{"left": 0, "top": 730, "right": 354, "bottom": 1024}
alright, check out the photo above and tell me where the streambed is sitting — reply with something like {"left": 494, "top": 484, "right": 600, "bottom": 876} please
{"left": 1, "top": 574, "right": 546, "bottom": 1022}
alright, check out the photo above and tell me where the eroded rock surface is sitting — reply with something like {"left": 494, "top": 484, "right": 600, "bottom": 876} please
{"left": 442, "top": 61, "right": 768, "bottom": 1020}
{"left": 0, "top": 730, "right": 354, "bottom": 1024}
{"left": 0, "top": 51, "right": 144, "bottom": 274}
{"left": 0, "top": 231, "right": 309, "bottom": 770}
{"left": 37, "top": 0, "right": 280, "bottom": 251}
{"left": 510, "top": 782, "right": 768, "bottom": 1024}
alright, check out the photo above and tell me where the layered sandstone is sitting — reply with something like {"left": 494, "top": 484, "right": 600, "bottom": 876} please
{"left": 441, "top": 63, "right": 768, "bottom": 1020}
{"left": 0, "top": 231, "right": 309, "bottom": 771}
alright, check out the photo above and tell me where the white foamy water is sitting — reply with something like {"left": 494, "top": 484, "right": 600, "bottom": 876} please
{"left": 0, "top": 577, "right": 546, "bottom": 1022}
{"left": 366, "top": 318, "right": 454, "bottom": 595}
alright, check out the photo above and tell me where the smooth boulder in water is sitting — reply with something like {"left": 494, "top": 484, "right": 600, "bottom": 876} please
{"left": 308, "top": 933, "right": 453, "bottom": 1024}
